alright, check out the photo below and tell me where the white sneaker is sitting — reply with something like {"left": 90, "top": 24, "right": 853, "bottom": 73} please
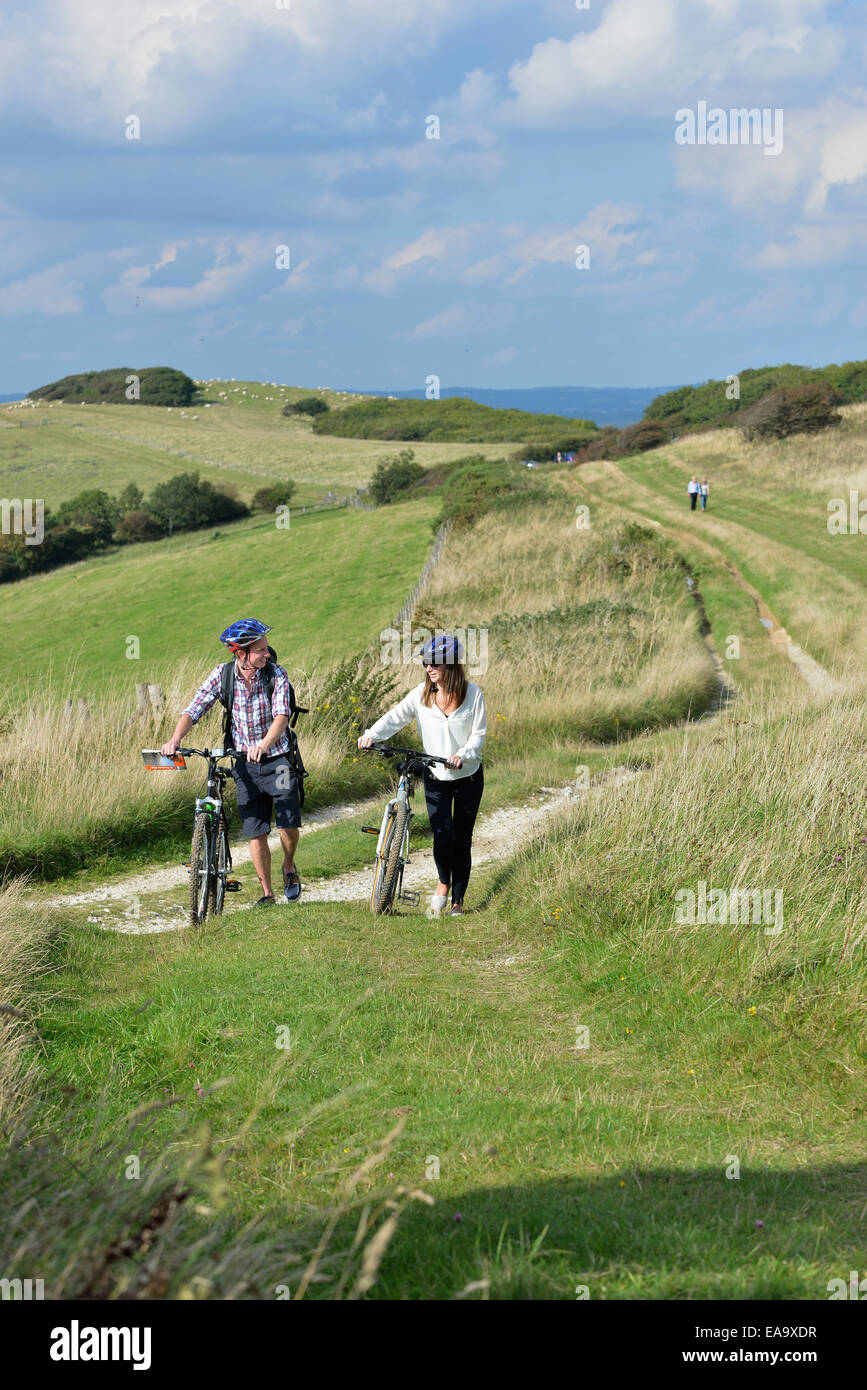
{"left": 426, "top": 892, "right": 448, "bottom": 919}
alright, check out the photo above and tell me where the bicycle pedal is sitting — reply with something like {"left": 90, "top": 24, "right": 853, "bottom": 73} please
{"left": 224, "top": 880, "right": 242, "bottom": 892}
{"left": 360, "top": 826, "right": 380, "bottom": 834}
{"left": 399, "top": 890, "right": 420, "bottom": 905}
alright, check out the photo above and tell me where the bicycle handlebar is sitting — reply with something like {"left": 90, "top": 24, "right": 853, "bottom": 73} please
{"left": 177, "top": 747, "right": 245, "bottom": 762}
{"left": 363, "top": 742, "right": 455, "bottom": 766}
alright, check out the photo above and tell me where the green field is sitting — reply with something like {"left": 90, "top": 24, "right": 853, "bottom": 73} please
{"left": 1, "top": 380, "right": 516, "bottom": 509}
{"left": 2, "top": 385, "right": 865, "bottom": 1302}
{"left": 0, "top": 496, "right": 438, "bottom": 695}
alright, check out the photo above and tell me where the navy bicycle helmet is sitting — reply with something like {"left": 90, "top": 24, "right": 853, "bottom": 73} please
{"left": 220, "top": 618, "right": 273, "bottom": 652}
{"left": 420, "top": 633, "right": 464, "bottom": 666}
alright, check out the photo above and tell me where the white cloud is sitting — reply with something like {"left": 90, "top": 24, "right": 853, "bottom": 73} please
{"left": 0, "top": 262, "right": 85, "bottom": 317}
{"left": 501, "top": 0, "right": 843, "bottom": 126}
{"left": 403, "top": 302, "right": 476, "bottom": 340}
{"left": 0, "top": 0, "right": 513, "bottom": 136}
{"left": 363, "top": 225, "right": 482, "bottom": 292}
{"left": 103, "top": 235, "right": 270, "bottom": 312}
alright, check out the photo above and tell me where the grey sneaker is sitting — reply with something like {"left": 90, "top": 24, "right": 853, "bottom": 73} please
{"left": 283, "top": 868, "right": 302, "bottom": 903}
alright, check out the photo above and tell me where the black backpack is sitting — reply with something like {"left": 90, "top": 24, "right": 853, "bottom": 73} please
{"left": 218, "top": 652, "right": 309, "bottom": 807}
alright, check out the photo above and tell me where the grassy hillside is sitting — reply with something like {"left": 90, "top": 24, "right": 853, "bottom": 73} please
{"left": 646, "top": 358, "right": 867, "bottom": 433}
{"left": 0, "top": 495, "right": 439, "bottom": 695}
{"left": 6, "top": 474, "right": 865, "bottom": 1300}
{"left": 570, "top": 402, "right": 867, "bottom": 680}
{"left": 312, "top": 394, "right": 598, "bottom": 445}
{"left": 0, "top": 380, "right": 514, "bottom": 509}
{"left": 3, "top": 386, "right": 865, "bottom": 1302}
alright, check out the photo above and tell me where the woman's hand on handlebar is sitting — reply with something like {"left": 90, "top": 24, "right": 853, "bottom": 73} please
{"left": 446, "top": 754, "right": 463, "bottom": 769}
{"left": 357, "top": 735, "right": 373, "bottom": 749}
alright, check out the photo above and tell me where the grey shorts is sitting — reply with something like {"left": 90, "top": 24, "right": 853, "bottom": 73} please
{"left": 232, "top": 755, "right": 301, "bottom": 838}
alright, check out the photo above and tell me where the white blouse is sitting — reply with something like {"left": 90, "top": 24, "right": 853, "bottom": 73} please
{"left": 363, "top": 682, "right": 486, "bottom": 781}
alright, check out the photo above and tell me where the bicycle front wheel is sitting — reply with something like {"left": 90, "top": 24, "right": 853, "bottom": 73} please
{"left": 189, "top": 813, "right": 216, "bottom": 926}
{"left": 214, "top": 817, "right": 230, "bottom": 915}
{"left": 370, "top": 801, "right": 409, "bottom": 915}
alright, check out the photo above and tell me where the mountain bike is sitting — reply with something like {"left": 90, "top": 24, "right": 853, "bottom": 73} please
{"left": 142, "top": 746, "right": 243, "bottom": 926}
{"left": 360, "top": 743, "right": 450, "bottom": 915}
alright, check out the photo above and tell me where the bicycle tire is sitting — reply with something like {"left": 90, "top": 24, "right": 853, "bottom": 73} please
{"left": 189, "top": 813, "right": 215, "bottom": 926}
{"left": 214, "top": 817, "right": 229, "bottom": 915}
{"left": 370, "top": 801, "right": 409, "bottom": 915}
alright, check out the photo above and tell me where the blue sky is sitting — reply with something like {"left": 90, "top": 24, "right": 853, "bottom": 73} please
{"left": 1, "top": 0, "right": 865, "bottom": 392}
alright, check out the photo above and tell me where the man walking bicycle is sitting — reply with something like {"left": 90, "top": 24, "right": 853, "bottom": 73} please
{"left": 161, "top": 619, "right": 303, "bottom": 907}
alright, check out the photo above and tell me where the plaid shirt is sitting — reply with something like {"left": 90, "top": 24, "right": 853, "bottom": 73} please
{"left": 183, "top": 661, "right": 292, "bottom": 755}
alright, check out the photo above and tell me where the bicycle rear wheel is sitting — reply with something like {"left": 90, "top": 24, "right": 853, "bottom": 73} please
{"left": 370, "top": 801, "right": 409, "bottom": 915}
{"left": 189, "top": 813, "right": 216, "bottom": 926}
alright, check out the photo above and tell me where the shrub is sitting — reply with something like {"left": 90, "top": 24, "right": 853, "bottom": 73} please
{"left": 369, "top": 450, "right": 425, "bottom": 505}
{"left": 145, "top": 471, "right": 249, "bottom": 535}
{"left": 29, "top": 366, "right": 195, "bottom": 407}
{"left": 251, "top": 481, "right": 296, "bottom": 511}
{"left": 293, "top": 396, "right": 329, "bottom": 417}
{"left": 618, "top": 419, "right": 669, "bottom": 454}
{"left": 738, "top": 383, "right": 843, "bottom": 442}
{"left": 433, "top": 456, "right": 550, "bottom": 530}
{"left": 54, "top": 489, "right": 121, "bottom": 547}
{"left": 114, "top": 510, "right": 166, "bottom": 544}
{"left": 573, "top": 428, "right": 621, "bottom": 463}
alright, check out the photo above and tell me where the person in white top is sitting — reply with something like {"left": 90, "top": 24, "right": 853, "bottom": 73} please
{"left": 688, "top": 475, "right": 700, "bottom": 511}
{"left": 358, "top": 634, "right": 486, "bottom": 918}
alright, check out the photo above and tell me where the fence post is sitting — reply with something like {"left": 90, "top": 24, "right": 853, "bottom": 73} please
{"left": 135, "top": 682, "right": 149, "bottom": 716}
{"left": 148, "top": 684, "right": 165, "bottom": 717}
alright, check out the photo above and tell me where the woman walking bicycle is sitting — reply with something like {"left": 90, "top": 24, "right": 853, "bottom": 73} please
{"left": 358, "top": 634, "right": 486, "bottom": 917}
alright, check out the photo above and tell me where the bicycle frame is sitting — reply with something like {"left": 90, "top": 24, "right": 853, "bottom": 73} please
{"left": 373, "top": 767, "right": 415, "bottom": 900}
{"left": 363, "top": 743, "right": 452, "bottom": 911}
{"left": 180, "top": 747, "right": 241, "bottom": 913}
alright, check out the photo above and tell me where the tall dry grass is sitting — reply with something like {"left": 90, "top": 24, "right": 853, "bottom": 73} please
{"left": 0, "top": 879, "right": 59, "bottom": 1127}
{"left": 411, "top": 501, "right": 717, "bottom": 741}
{"left": 0, "top": 655, "right": 386, "bottom": 879}
{"left": 535, "top": 688, "right": 867, "bottom": 1024}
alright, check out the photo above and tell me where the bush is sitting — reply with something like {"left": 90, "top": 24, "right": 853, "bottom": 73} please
{"left": 618, "top": 419, "right": 669, "bottom": 454}
{"left": 29, "top": 366, "right": 195, "bottom": 407}
{"left": 308, "top": 653, "right": 399, "bottom": 743}
{"left": 114, "top": 510, "right": 166, "bottom": 544}
{"left": 738, "top": 383, "right": 843, "bottom": 442}
{"left": 369, "top": 450, "right": 425, "bottom": 505}
{"left": 53, "top": 489, "right": 121, "bottom": 547}
{"left": 433, "top": 456, "right": 551, "bottom": 530}
{"left": 145, "top": 471, "right": 249, "bottom": 535}
{"left": 293, "top": 396, "right": 330, "bottom": 417}
{"left": 572, "top": 428, "right": 621, "bottom": 463}
{"left": 251, "top": 481, "right": 296, "bottom": 511}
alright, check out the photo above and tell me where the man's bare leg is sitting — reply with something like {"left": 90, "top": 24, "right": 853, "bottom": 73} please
{"left": 249, "top": 834, "right": 273, "bottom": 897}
{"left": 280, "top": 828, "right": 300, "bottom": 876}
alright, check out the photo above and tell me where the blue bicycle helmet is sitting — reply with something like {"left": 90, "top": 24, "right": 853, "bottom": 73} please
{"left": 220, "top": 618, "right": 273, "bottom": 652}
{"left": 420, "top": 633, "right": 464, "bottom": 666}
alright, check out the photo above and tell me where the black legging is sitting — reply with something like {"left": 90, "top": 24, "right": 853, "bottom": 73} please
{"left": 423, "top": 765, "right": 484, "bottom": 904}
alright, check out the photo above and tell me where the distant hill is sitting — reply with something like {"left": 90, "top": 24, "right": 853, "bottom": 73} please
{"left": 346, "top": 385, "right": 683, "bottom": 428}
{"left": 312, "top": 394, "right": 599, "bottom": 446}
{"left": 645, "top": 361, "right": 867, "bottom": 432}
{"left": 28, "top": 366, "right": 196, "bottom": 407}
